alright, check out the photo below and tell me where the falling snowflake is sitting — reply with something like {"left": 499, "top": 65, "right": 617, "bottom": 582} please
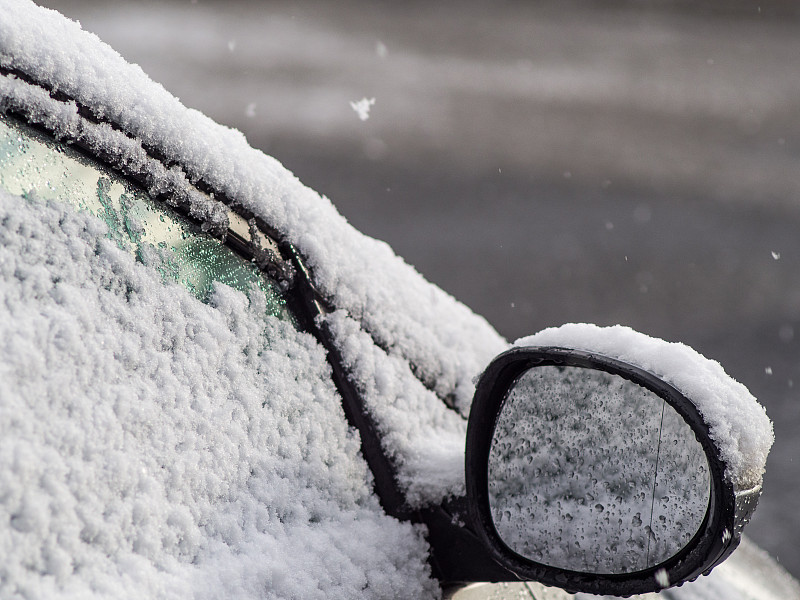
{"left": 350, "top": 97, "right": 376, "bottom": 121}
{"left": 655, "top": 568, "right": 670, "bottom": 589}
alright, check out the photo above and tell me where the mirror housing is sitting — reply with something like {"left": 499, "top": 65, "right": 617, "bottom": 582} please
{"left": 465, "top": 346, "right": 762, "bottom": 596}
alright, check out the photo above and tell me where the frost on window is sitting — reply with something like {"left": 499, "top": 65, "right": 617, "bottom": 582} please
{"left": 0, "top": 113, "right": 290, "bottom": 320}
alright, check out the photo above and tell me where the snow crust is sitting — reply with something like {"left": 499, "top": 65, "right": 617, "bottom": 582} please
{"left": 516, "top": 324, "right": 773, "bottom": 490}
{"left": 0, "top": 190, "right": 436, "bottom": 599}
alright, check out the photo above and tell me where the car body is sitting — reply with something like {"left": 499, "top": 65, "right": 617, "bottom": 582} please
{"left": 0, "top": 1, "right": 798, "bottom": 598}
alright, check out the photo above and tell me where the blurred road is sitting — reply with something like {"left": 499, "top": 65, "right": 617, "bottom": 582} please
{"left": 40, "top": 0, "right": 800, "bottom": 579}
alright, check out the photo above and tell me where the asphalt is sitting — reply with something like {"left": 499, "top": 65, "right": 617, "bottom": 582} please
{"left": 38, "top": 0, "right": 800, "bottom": 580}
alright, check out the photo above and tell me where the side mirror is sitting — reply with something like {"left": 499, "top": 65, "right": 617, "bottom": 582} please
{"left": 465, "top": 343, "right": 770, "bottom": 596}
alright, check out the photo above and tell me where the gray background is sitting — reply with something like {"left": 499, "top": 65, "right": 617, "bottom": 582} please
{"left": 39, "top": 0, "right": 800, "bottom": 579}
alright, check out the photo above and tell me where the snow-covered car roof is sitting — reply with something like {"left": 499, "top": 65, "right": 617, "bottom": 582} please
{"left": 0, "top": 1, "right": 792, "bottom": 599}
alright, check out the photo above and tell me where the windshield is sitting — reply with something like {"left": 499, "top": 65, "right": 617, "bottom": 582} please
{"left": 0, "top": 113, "right": 292, "bottom": 321}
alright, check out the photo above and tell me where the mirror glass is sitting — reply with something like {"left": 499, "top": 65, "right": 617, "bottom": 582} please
{"left": 488, "top": 366, "right": 710, "bottom": 574}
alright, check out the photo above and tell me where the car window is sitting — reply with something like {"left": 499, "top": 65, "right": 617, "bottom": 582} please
{"left": 0, "top": 112, "right": 292, "bottom": 321}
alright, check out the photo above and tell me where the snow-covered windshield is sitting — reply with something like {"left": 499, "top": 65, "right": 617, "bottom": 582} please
{"left": 0, "top": 112, "right": 290, "bottom": 319}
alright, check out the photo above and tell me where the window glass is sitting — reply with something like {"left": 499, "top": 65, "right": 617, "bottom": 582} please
{"left": 0, "top": 113, "right": 291, "bottom": 321}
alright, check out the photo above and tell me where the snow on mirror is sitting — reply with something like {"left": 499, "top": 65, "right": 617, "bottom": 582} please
{"left": 488, "top": 366, "right": 710, "bottom": 574}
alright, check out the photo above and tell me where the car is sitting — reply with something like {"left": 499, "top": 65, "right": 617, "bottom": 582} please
{"left": 0, "top": 1, "right": 798, "bottom": 599}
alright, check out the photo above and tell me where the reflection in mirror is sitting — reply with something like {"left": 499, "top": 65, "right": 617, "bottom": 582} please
{"left": 488, "top": 366, "right": 710, "bottom": 574}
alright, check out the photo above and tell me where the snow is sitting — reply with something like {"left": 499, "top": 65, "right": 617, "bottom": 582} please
{"left": 655, "top": 568, "right": 670, "bottom": 589}
{"left": 0, "top": 6, "right": 505, "bottom": 503}
{"left": 516, "top": 324, "right": 773, "bottom": 490}
{"left": 0, "top": 190, "right": 436, "bottom": 599}
{"left": 350, "top": 97, "right": 376, "bottom": 121}
{"left": 0, "top": 0, "right": 506, "bottom": 504}
{"left": 0, "top": 1, "right": 506, "bottom": 597}
{"left": 0, "top": 0, "right": 506, "bottom": 421}
{"left": 325, "top": 311, "right": 467, "bottom": 506}
{"left": 0, "top": 1, "right": 785, "bottom": 598}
